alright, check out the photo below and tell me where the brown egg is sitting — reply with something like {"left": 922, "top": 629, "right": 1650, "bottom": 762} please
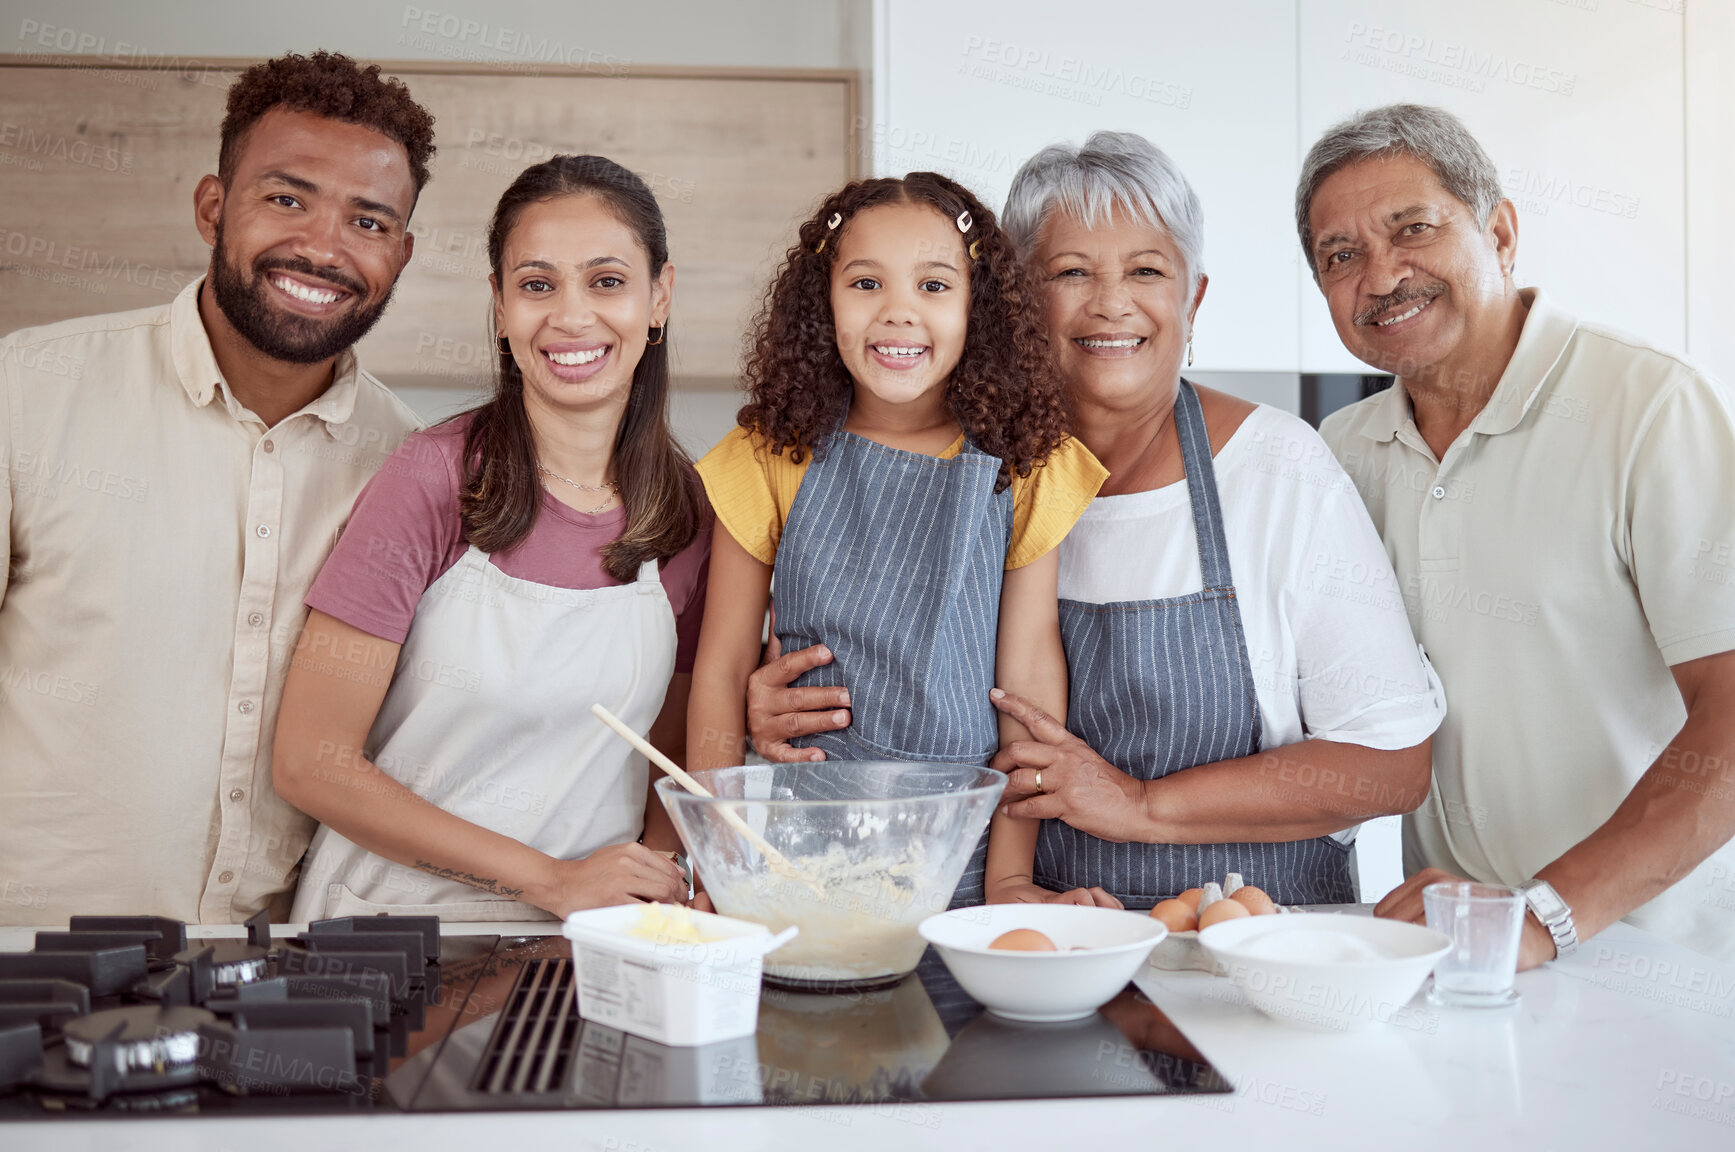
{"left": 1176, "top": 887, "right": 1205, "bottom": 912}
{"left": 1149, "top": 899, "right": 1199, "bottom": 933}
{"left": 1198, "top": 899, "right": 1251, "bottom": 928}
{"left": 989, "top": 928, "right": 1058, "bottom": 952}
{"left": 1229, "top": 885, "right": 1278, "bottom": 916}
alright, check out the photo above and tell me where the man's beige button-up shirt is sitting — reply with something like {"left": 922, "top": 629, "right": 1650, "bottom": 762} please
{"left": 0, "top": 278, "right": 420, "bottom": 924}
{"left": 1322, "top": 287, "right": 1735, "bottom": 960}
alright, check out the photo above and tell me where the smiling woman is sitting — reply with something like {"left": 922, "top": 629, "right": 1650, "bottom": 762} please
{"left": 272, "top": 155, "right": 711, "bottom": 922}
{"left": 973, "top": 131, "right": 1448, "bottom": 909}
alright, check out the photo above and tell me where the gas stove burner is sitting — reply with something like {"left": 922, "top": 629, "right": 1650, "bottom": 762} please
{"left": 62, "top": 1006, "right": 215, "bottom": 1076}
{"left": 174, "top": 942, "right": 270, "bottom": 988}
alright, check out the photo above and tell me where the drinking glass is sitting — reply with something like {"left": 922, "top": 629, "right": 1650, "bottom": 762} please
{"left": 1423, "top": 881, "right": 1524, "bottom": 1008}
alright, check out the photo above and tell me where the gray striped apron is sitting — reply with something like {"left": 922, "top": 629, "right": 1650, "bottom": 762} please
{"left": 1034, "top": 381, "right": 1354, "bottom": 909}
{"left": 774, "top": 427, "right": 1010, "bottom": 909}
{"left": 775, "top": 427, "right": 1010, "bottom": 768}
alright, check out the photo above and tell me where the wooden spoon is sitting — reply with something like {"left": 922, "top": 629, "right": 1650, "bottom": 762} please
{"left": 590, "top": 704, "right": 825, "bottom": 898}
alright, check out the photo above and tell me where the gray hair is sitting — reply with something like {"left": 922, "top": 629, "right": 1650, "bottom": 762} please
{"left": 1295, "top": 103, "right": 1503, "bottom": 277}
{"left": 1003, "top": 130, "right": 1205, "bottom": 290}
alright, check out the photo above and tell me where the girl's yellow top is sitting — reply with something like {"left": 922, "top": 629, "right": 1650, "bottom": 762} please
{"left": 697, "top": 427, "right": 1108, "bottom": 569}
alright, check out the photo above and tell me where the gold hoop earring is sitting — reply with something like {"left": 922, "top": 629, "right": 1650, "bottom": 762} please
{"left": 647, "top": 325, "right": 666, "bottom": 347}
{"left": 498, "top": 337, "right": 511, "bottom": 355}
{"left": 1185, "top": 338, "right": 1194, "bottom": 367}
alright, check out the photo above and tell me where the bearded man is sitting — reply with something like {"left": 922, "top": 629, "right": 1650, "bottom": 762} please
{"left": 0, "top": 51, "right": 432, "bottom": 923}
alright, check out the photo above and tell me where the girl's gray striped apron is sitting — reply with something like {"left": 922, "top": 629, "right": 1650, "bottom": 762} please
{"left": 773, "top": 428, "right": 1009, "bottom": 907}
{"left": 1035, "top": 381, "right": 1354, "bottom": 909}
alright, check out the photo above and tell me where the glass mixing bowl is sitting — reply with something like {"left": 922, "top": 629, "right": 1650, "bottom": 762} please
{"left": 658, "top": 762, "right": 1004, "bottom": 992}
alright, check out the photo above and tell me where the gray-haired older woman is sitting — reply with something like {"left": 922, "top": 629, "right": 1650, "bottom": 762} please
{"left": 750, "top": 133, "right": 1446, "bottom": 909}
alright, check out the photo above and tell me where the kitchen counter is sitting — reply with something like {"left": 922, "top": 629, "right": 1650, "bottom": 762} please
{"left": 3, "top": 918, "right": 1732, "bottom": 1151}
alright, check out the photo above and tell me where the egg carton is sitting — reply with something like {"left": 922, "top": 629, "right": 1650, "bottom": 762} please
{"left": 1147, "top": 875, "right": 1299, "bottom": 975}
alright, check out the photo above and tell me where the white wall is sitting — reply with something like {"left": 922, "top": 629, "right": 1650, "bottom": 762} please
{"left": 878, "top": 0, "right": 1722, "bottom": 383}
{"left": 1686, "top": 0, "right": 1735, "bottom": 381}
{"left": 2, "top": 0, "right": 865, "bottom": 70}
{"left": 874, "top": 0, "right": 1300, "bottom": 375}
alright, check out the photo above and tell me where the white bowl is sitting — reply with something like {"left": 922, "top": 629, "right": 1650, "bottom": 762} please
{"left": 918, "top": 905, "right": 1168, "bottom": 1022}
{"left": 1198, "top": 912, "right": 1450, "bottom": 1032}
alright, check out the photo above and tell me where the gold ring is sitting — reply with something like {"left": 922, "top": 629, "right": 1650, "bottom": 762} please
{"left": 1034, "top": 770, "right": 1044, "bottom": 793}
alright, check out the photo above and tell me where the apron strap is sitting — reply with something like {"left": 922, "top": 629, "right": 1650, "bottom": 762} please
{"left": 634, "top": 558, "right": 661, "bottom": 584}
{"left": 1173, "top": 379, "right": 1237, "bottom": 593}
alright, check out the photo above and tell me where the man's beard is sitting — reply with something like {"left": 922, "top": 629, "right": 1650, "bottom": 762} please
{"left": 209, "top": 218, "right": 396, "bottom": 365}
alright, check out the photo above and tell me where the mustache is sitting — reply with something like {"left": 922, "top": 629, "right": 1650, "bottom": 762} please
{"left": 253, "top": 256, "right": 366, "bottom": 300}
{"left": 1354, "top": 282, "right": 1445, "bottom": 327}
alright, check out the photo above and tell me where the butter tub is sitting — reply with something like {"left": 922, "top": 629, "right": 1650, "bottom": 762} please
{"left": 562, "top": 904, "right": 797, "bottom": 1047}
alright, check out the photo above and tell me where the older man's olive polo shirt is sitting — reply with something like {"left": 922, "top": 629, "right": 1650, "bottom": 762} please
{"left": 1322, "top": 287, "right": 1735, "bottom": 960}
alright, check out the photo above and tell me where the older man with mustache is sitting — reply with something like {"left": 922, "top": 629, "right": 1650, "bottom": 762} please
{"left": 0, "top": 52, "right": 428, "bottom": 924}
{"left": 1305, "top": 104, "right": 1735, "bottom": 965}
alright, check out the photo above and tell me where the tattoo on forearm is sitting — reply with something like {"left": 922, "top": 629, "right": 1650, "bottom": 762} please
{"left": 414, "top": 860, "right": 524, "bottom": 898}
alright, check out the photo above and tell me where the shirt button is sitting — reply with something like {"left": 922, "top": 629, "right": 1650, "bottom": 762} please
{"left": 238, "top": 700, "right": 255, "bottom": 714}
{"left": 218, "top": 871, "right": 234, "bottom": 884}
{"left": 229, "top": 788, "right": 245, "bottom": 802}
{"left": 248, "top": 612, "right": 264, "bottom": 627}
{"left": 262, "top": 440, "right": 275, "bottom": 453}
{"left": 1431, "top": 485, "right": 1447, "bottom": 500}
{"left": 256, "top": 524, "right": 272, "bottom": 539}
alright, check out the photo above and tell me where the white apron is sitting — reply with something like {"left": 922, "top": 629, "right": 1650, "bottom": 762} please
{"left": 289, "top": 545, "right": 677, "bottom": 922}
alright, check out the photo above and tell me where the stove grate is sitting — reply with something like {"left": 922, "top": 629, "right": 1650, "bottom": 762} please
{"left": 470, "top": 958, "right": 579, "bottom": 1097}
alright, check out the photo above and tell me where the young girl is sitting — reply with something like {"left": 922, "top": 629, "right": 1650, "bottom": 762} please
{"left": 688, "top": 172, "right": 1107, "bottom": 906}
{"left": 276, "top": 156, "right": 707, "bottom": 921}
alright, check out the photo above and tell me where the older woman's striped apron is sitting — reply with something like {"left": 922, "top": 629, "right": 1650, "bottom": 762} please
{"left": 1034, "top": 381, "right": 1354, "bottom": 909}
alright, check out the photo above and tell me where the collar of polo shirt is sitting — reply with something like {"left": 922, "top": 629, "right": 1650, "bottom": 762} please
{"left": 1354, "top": 287, "right": 1579, "bottom": 446}
{"left": 168, "top": 276, "right": 364, "bottom": 432}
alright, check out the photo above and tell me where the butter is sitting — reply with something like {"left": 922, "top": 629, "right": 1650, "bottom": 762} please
{"left": 626, "top": 902, "right": 719, "bottom": 944}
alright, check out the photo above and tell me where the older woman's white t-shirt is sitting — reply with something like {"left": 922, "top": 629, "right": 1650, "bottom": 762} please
{"left": 1058, "top": 404, "right": 1446, "bottom": 842}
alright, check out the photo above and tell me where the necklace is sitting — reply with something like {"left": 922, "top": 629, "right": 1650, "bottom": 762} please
{"left": 537, "top": 464, "right": 618, "bottom": 514}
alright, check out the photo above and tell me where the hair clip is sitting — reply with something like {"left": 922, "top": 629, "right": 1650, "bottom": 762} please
{"left": 956, "top": 210, "right": 973, "bottom": 233}
{"left": 815, "top": 210, "right": 845, "bottom": 253}
{"left": 968, "top": 238, "right": 984, "bottom": 260}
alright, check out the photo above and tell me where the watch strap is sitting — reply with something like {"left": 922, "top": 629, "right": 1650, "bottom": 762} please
{"left": 1520, "top": 879, "right": 1579, "bottom": 959}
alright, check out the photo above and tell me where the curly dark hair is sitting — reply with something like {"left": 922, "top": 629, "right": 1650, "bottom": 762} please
{"left": 219, "top": 51, "right": 437, "bottom": 195}
{"left": 737, "top": 172, "right": 1071, "bottom": 491}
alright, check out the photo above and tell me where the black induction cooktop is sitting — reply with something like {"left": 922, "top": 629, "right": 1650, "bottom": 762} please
{"left": 0, "top": 918, "right": 1231, "bottom": 1118}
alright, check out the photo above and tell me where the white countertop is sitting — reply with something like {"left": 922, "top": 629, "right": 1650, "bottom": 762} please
{"left": 4, "top": 919, "right": 1733, "bottom": 1151}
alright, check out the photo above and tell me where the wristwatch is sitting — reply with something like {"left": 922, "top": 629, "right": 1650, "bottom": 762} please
{"left": 1518, "top": 879, "right": 1579, "bottom": 959}
{"left": 672, "top": 850, "right": 694, "bottom": 901}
